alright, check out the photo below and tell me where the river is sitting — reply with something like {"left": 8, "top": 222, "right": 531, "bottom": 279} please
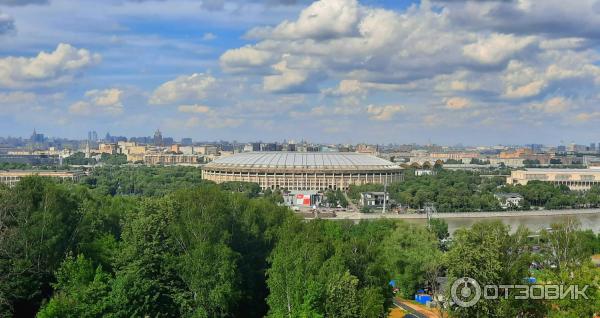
{"left": 403, "top": 213, "right": 600, "bottom": 234}
{"left": 329, "top": 209, "right": 600, "bottom": 234}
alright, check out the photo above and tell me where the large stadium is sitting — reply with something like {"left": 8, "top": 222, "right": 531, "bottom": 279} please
{"left": 202, "top": 152, "right": 404, "bottom": 191}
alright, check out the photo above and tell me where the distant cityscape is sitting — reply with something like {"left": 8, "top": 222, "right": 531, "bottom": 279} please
{"left": 1, "top": 129, "right": 600, "bottom": 168}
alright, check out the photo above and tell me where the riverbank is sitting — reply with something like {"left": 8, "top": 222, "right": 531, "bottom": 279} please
{"left": 324, "top": 208, "right": 600, "bottom": 220}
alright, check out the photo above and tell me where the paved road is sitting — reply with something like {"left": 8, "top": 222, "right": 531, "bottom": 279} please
{"left": 392, "top": 298, "right": 437, "bottom": 318}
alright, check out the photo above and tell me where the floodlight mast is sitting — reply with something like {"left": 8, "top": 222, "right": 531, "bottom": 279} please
{"left": 382, "top": 181, "right": 387, "bottom": 214}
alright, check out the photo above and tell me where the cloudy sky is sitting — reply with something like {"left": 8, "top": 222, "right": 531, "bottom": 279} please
{"left": 1, "top": 0, "right": 600, "bottom": 145}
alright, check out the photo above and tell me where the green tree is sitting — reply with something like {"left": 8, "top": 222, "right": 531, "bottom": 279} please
{"left": 0, "top": 177, "right": 80, "bottom": 317}
{"left": 383, "top": 222, "right": 441, "bottom": 298}
{"left": 325, "top": 271, "right": 360, "bottom": 318}
{"left": 36, "top": 254, "right": 112, "bottom": 318}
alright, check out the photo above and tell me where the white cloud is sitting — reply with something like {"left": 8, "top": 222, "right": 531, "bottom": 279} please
{"left": 220, "top": 46, "right": 273, "bottom": 73}
{"left": 322, "top": 79, "right": 366, "bottom": 96}
{"left": 149, "top": 73, "right": 216, "bottom": 105}
{"left": 263, "top": 58, "right": 315, "bottom": 93}
{"left": 0, "top": 43, "right": 101, "bottom": 89}
{"left": 251, "top": 0, "right": 360, "bottom": 40}
{"left": 463, "top": 33, "right": 536, "bottom": 65}
{"left": 177, "top": 104, "right": 212, "bottom": 113}
{"left": 201, "top": 32, "right": 217, "bottom": 41}
{"left": 539, "top": 38, "right": 586, "bottom": 50}
{"left": 69, "top": 88, "right": 124, "bottom": 116}
{"left": 528, "top": 97, "right": 570, "bottom": 114}
{"left": 0, "top": 91, "right": 36, "bottom": 104}
{"left": 574, "top": 112, "right": 600, "bottom": 122}
{"left": 366, "top": 104, "right": 405, "bottom": 121}
{"left": 0, "top": 91, "right": 37, "bottom": 114}
{"left": 445, "top": 97, "right": 471, "bottom": 110}
{"left": 505, "top": 80, "right": 546, "bottom": 99}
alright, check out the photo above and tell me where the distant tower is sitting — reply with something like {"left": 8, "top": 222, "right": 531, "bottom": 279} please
{"left": 30, "top": 129, "right": 44, "bottom": 143}
{"left": 154, "top": 129, "right": 163, "bottom": 146}
{"left": 85, "top": 141, "right": 91, "bottom": 159}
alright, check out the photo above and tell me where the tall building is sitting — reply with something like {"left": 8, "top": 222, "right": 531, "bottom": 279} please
{"left": 87, "top": 131, "right": 98, "bottom": 142}
{"left": 181, "top": 138, "right": 193, "bottom": 146}
{"left": 30, "top": 129, "right": 44, "bottom": 143}
{"left": 153, "top": 129, "right": 163, "bottom": 146}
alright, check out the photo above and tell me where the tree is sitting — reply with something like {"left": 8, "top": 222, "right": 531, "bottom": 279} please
{"left": 107, "top": 198, "right": 188, "bottom": 317}
{"left": 444, "top": 222, "right": 537, "bottom": 318}
{"left": 325, "top": 271, "right": 360, "bottom": 318}
{"left": 0, "top": 177, "right": 80, "bottom": 317}
{"left": 36, "top": 254, "right": 113, "bottom": 318}
{"left": 429, "top": 218, "right": 449, "bottom": 241}
{"left": 383, "top": 222, "right": 441, "bottom": 298}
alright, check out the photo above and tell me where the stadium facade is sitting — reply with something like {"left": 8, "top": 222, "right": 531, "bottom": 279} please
{"left": 202, "top": 152, "right": 404, "bottom": 191}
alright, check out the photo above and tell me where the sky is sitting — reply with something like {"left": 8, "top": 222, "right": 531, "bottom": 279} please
{"left": 1, "top": 0, "right": 600, "bottom": 145}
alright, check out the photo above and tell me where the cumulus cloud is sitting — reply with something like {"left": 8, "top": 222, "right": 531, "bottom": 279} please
{"left": 263, "top": 58, "right": 316, "bottom": 93}
{"left": 528, "top": 97, "right": 570, "bottom": 114}
{"left": 69, "top": 88, "right": 124, "bottom": 116}
{"left": 220, "top": 0, "right": 543, "bottom": 95}
{"left": 322, "top": 79, "right": 367, "bottom": 96}
{"left": 220, "top": 46, "right": 274, "bottom": 73}
{"left": 149, "top": 73, "right": 216, "bottom": 105}
{"left": 445, "top": 97, "right": 471, "bottom": 110}
{"left": 249, "top": 0, "right": 360, "bottom": 40}
{"left": 0, "top": 43, "right": 101, "bottom": 89}
{"left": 436, "top": 0, "right": 600, "bottom": 40}
{"left": 366, "top": 104, "right": 405, "bottom": 121}
{"left": 462, "top": 33, "right": 536, "bottom": 65}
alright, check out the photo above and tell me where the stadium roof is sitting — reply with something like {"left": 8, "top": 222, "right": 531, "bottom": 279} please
{"left": 205, "top": 152, "right": 401, "bottom": 171}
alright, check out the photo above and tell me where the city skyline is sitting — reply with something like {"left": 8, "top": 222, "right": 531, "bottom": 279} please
{"left": 1, "top": 126, "right": 600, "bottom": 147}
{"left": 1, "top": 0, "right": 600, "bottom": 144}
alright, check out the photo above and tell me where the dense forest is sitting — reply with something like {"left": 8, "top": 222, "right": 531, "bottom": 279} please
{"left": 349, "top": 169, "right": 600, "bottom": 211}
{"left": 0, "top": 167, "right": 599, "bottom": 317}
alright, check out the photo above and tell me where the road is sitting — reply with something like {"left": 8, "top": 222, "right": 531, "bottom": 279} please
{"left": 392, "top": 298, "right": 439, "bottom": 318}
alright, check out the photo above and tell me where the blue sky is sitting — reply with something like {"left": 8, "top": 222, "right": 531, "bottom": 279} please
{"left": 1, "top": 0, "right": 600, "bottom": 145}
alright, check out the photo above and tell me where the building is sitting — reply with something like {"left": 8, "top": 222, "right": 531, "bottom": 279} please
{"left": 143, "top": 153, "right": 202, "bottom": 165}
{"left": 181, "top": 138, "right": 193, "bottom": 146}
{"left": 508, "top": 168, "right": 600, "bottom": 191}
{"left": 121, "top": 145, "right": 146, "bottom": 162}
{"left": 360, "top": 192, "right": 389, "bottom": 208}
{"left": 87, "top": 131, "right": 98, "bottom": 142}
{"left": 98, "top": 143, "right": 118, "bottom": 155}
{"left": 196, "top": 145, "right": 219, "bottom": 155}
{"left": 0, "top": 170, "right": 84, "bottom": 187}
{"left": 355, "top": 144, "right": 378, "bottom": 155}
{"left": 415, "top": 169, "right": 436, "bottom": 176}
{"left": 0, "top": 154, "right": 60, "bottom": 165}
{"left": 30, "top": 129, "right": 45, "bottom": 144}
{"left": 153, "top": 129, "right": 163, "bottom": 146}
{"left": 494, "top": 193, "right": 524, "bottom": 209}
{"left": 202, "top": 152, "right": 404, "bottom": 191}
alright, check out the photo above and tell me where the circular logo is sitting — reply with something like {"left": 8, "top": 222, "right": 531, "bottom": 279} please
{"left": 451, "top": 277, "right": 481, "bottom": 308}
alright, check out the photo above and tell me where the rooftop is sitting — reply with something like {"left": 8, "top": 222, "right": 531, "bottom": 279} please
{"left": 205, "top": 152, "right": 401, "bottom": 170}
